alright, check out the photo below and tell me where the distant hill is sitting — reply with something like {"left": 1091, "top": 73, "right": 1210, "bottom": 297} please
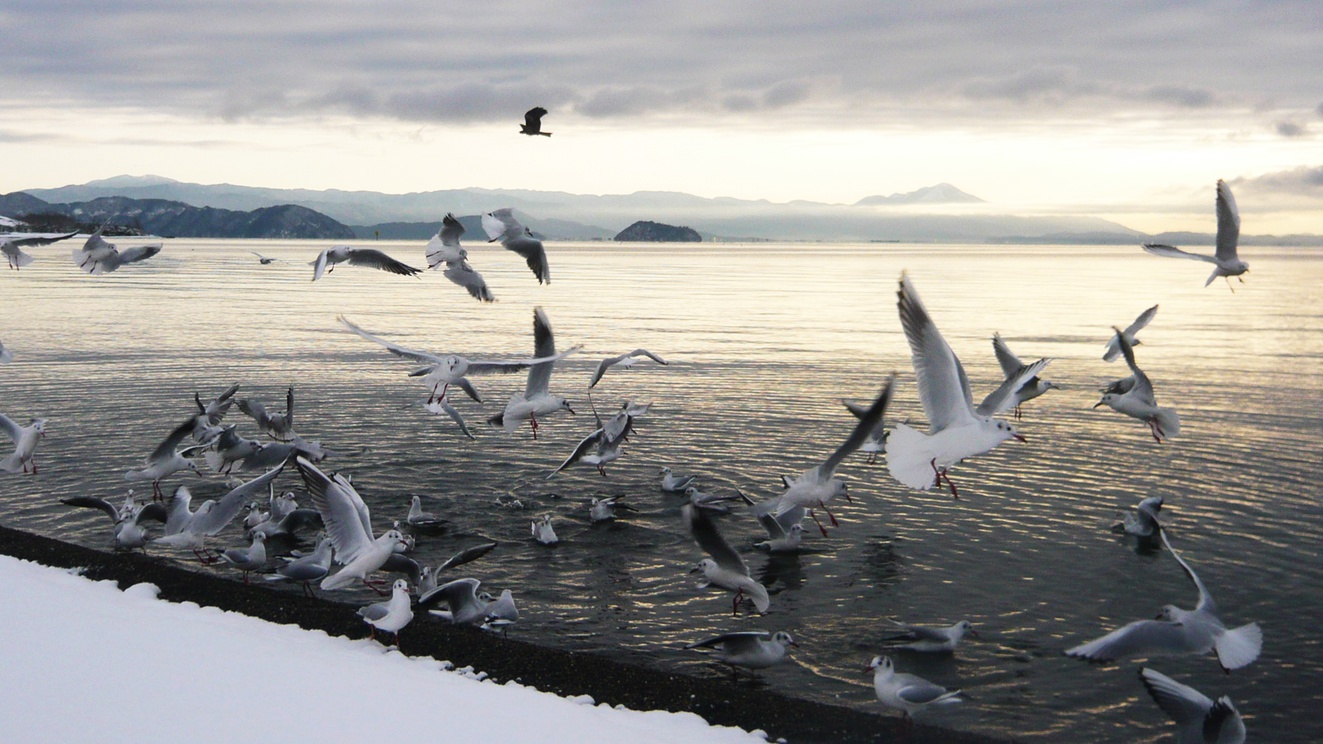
{"left": 0, "top": 192, "right": 354, "bottom": 239}
{"left": 854, "top": 183, "right": 985, "bottom": 206}
{"left": 614, "top": 221, "right": 702, "bottom": 242}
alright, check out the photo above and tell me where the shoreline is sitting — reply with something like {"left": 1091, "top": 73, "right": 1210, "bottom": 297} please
{"left": 0, "top": 524, "right": 1008, "bottom": 744}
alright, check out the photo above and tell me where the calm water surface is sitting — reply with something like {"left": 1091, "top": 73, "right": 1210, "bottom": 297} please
{"left": 1, "top": 240, "right": 1320, "bottom": 742}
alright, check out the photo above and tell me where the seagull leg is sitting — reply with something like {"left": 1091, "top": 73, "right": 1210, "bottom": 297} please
{"left": 808, "top": 509, "right": 829, "bottom": 537}
{"left": 363, "top": 577, "right": 391, "bottom": 596}
{"left": 819, "top": 500, "right": 839, "bottom": 526}
{"left": 597, "top": 465, "right": 607, "bottom": 477}
{"left": 731, "top": 588, "right": 745, "bottom": 616}
{"left": 530, "top": 413, "right": 540, "bottom": 440}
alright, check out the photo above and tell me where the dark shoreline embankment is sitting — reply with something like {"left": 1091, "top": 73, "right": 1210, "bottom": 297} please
{"left": 0, "top": 525, "right": 1010, "bottom": 744}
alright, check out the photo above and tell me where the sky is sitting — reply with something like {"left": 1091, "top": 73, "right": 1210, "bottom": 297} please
{"left": 0, "top": 555, "right": 765, "bottom": 743}
{"left": 1, "top": 1, "right": 1320, "bottom": 233}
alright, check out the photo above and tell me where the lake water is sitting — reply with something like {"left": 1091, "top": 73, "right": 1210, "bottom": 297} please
{"left": 1, "top": 239, "right": 1319, "bottom": 742}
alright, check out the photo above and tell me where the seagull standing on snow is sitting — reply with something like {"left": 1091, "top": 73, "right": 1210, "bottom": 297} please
{"left": 488, "top": 308, "right": 580, "bottom": 438}
{"left": 0, "top": 414, "right": 46, "bottom": 474}
{"left": 1143, "top": 180, "right": 1249, "bottom": 291}
{"left": 1103, "top": 304, "right": 1159, "bottom": 363}
{"left": 71, "top": 225, "right": 162, "bottom": 274}
{"left": 1138, "top": 667, "right": 1246, "bottom": 744}
{"left": 1094, "top": 327, "right": 1180, "bottom": 442}
{"left": 425, "top": 213, "right": 494, "bottom": 302}
{"left": 519, "top": 107, "right": 551, "bottom": 136}
{"left": 2, "top": 230, "right": 78, "bottom": 269}
{"left": 1065, "top": 529, "right": 1262, "bottom": 672}
{"left": 482, "top": 208, "right": 550, "bottom": 284}
{"left": 309, "top": 246, "right": 421, "bottom": 281}
{"left": 866, "top": 655, "right": 963, "bottom": 722}
{"left": 683, "top": 503, "right": 769, "bottom": 615}
{"left": 887, "top": 274, "right": 1047, "bottom": 498}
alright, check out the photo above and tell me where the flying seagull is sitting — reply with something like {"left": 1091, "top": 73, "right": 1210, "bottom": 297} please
{"left": 72, "top": 226, "right": 163, "bottom": 274}
{"left": 425, "top": 213, "right": 494, "bottom": 302}
{"left": 2, "top": 231, "right": 78, "bottom": 269}
{"left": 309, "top": 246, "right": 421, "bottom": 281}
{"left": 482, "top": 208, "right": 550, "bottom": 284}
{"left": 1142, "top": 180, "right": 1249, "bottom": 290}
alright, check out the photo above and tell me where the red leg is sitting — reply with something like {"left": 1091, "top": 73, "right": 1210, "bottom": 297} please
{"left": 809, "top": 509, "right": 829, "bottom": 537}
{"left": 819, "top": 500, "right": 839, "bottom": 526}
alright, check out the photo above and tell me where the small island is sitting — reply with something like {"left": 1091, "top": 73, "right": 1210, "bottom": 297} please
{"left": 613, "top": 220, "right": 701, "bottom": 242}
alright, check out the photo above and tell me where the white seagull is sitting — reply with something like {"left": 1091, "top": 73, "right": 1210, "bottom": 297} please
{"left": 588, "top": 349, "right": 668, "bottom": 388}
{"left": 420, "top": 577, "right": 517, "bottom": 627}
{"left": 72, "top": 226, "right": 163, "bottom": 274}
{"left": 1139, "top": 667, "right": 1246, "bottom": 744}
{"left": 2, "top": 230, "right": 78, "bottom": 269}
{"left": 1143, "top": 180, "right": 1249, "bottom": 291}
{"left": 991, "top": 333, "right": 1058, "bottom": 419}
{"left": 881, "top": 619, "right": 978, "bottom": 653}
{"left": 237, "top": 386, "right": 296, "bottom": 441}
{"left": 482, "top": 208, "right": 550, "bottom": 284}
{"left": 294, "top": 456, "right": 408, "bottom": 592}
{"left": 60, "top": 493, "right": 168, "bottom": 551}
{"left": 887, "top": 274, "right": 1046, "bottom": 497}
{"left": 337, "top": 315, "right": 563, "bottom": 405}
{"left": 1103, "top": 304, "right": 1159, "bottom": 363}
{"left": 747, "top": 494, "right": 806, "bottom": 554}
{"left": 685, "top": 631, "right": 797, "bottom": 672}
{"left": 659, "top": 467, "right": 697, "bottom": 493}
{"left": 488, "top": 308, "right": 580, "bottom": 437}
{"left": 405, "top": 495, "right": 445, "bottom": 533}
{"left": 767, "top": 374, "right": 895, "bottom": 535}
{"left": 1065, "top": 529, "right": 1262, "bottom": 672}
{"left": 153, "top": 467, "right": 285, "bottom": 560}
{"left": 124, "top": 417, "right": 209, "bottom": 498}
{"left": 1113, "top": 495, "right": 1165, "bottom": 539}
{"left": 192, "top": 383, "right": 241, "bottom": 438}
{"left": 546, "top": 401, "right": 645, "bottom": 477}
{"left": 265, "top": 537, "right": 334, "bottom": 597}
{"left": 310, "top": 246, "right": 421, "bottom": 281}
{"left": 218, "top": 532, "right": 268, "bottom": 584}
{"left": 841, "top": 399, "right": 888, "bottom": 463}
{"left": 531, "top": 515, "right": 559, "bottom": 545}
{"left": 250, "top": 251, "right": 278, "bottom": 264}
{"left": 866, "top": 655, "right": 962, "bottom": 721}
{"left": 359, "top": 579, "right": 415, "bottom": 645}
{"left": 0, "top": 414, "right": 47, "bottom": 474}
{"left": 1095, "top": 327, "right": 1180, "bottom": 442}
{"left": 683, "top": 503, "right": 769, "bottom": 614}
{"left": 425, "top": 213, "right": 494, "bottom": 302}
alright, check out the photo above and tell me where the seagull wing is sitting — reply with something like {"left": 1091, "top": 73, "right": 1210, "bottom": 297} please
{"left": 11, "top": 231, "right": 80, "bottom": 247}
{"left": 0, "top": 413, "right": 20, "bottom": 443}
{"left": 1142, "top": 243, "right": 1216, "bottom": 264}
{"left": 481, "top": 208, "right": 522, "bottom": 242}
{"left": 1113, "top": 328, "right": 1156, "bottom": 404}
{"left": 682, "top": 503, "right": 748, "bottom": 575}
{"left": 117, "top": 244, "right": 162, "bottom": 265}
{"left": 898, "top": 275, "right": 975, "bottom": 432}
{"left": 311, "top": 249, "right": 330, "bottom": 281}
{"left": 547, "top": 428, "right": 605, "bottom": 478}
{"left": 237, "top": 398, "right": 270, "bottom": 428}
{"left": 525, "top": 307, "right": 557, "bottom": 397}
{"left": 896, "top": 679, "right": 958, "bottom": 705}
{"left": 337, "top": 315, "right": 445, "bottom": 365}
{"left": 418, "top": 577, "right": 481, "bottom": 611}
{"left": 296, "top": 456, "right": 374, "bottom": 564}
{"left": 991, "top": 333, "right": 1023, "bottom": 377}
{"left": 976, "top": 358, "right": 1051, "bottom": 416}
{"left": 1160, "top": 529, "right": 1216, "bottom": 614}
{"left": 1065, "top": 619, "right": 1194, "bottom": 662}
{"left": 435, "top": 542, "right": 498, "bottom": 573}
{"left": 191, "top": 466, "right": 285, "bottom": 536}
{"left": 685, "top": 631, "right": 769, "bottom": 651}
{"left": 822, "top": 374, "right": 895, "bottom": 475}
{"left": 523, "top": 107, "right": 547, "bottom": 131}
{"left": 148, "top": 417, "right": 199, "bottom": 464}
{"left": 1139, "top": 667, "right": 1214, "bottom": 728}
{"left": 60, "top": 496, "right": 120, "bottom": 523}
{"left": 503, "top": 233, "right": 550, "bottom": 284}
{"left": 1214, "top": 179, "right": 1241, "bottom": 263}
{"left": 1124, "top": 304, "right": 1160, "bottom": 337}
{"left": 345, "top": 248, "right": 422, "bottom": 276}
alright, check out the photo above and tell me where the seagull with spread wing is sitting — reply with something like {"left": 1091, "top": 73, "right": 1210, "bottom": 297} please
{"left": 425, "top": 213, "right": 494, "bottom": 302}
{"left": 482, "top": 208, "right": 550, "bottom": 284}
{"left": 1143, "top": 180, "right": 1249, "bottom": 290}
{"left": 309, "top": 246, "right": 421, "bottom": 281}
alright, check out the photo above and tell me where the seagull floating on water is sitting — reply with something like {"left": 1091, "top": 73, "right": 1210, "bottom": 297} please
{"left": 1143, "top": 180, "right": 1249, "bottom": 291}
{"left": 309, "top": 246, "right": 421, "bottom": 281}
{"left": 866, "top": 655, "right": 963, "bottom": 722}
{"left": 482, "top": 208, "right": 550, "bottom": 284}
{"left": 685, "top": 631, "right": 797, "bottom": 673}
{"left": 1065, "top": 529, "right": 1262, "bottom": 672}
{"left": 531, "top": 515, "right": 559, "bottom": 545}
{"left": 887, "top": 274, "right": 1044, "bottom": 497}
{"left": 659, "top": 466, "right": 697, "bottom": 493}
{"left": 404, "top": 495, "right": 446, "bottom": 533}
{"left": 1103, "top": 304, "right": 1159, "bottom": 363}
{"left": 0, "top": 414, "right": 46, "bottom": 474}
{"left": 1113, "top": 495, "right": 1165, "bottom": 541}
{"left": 1095, "top": 327, "right": 1180, "bottom": 442}
{"left": 1139, "top": 667, "right": 1246, "bottom": 744}
{"left": 881, "top": 619, "right": 978, "bottom": 654}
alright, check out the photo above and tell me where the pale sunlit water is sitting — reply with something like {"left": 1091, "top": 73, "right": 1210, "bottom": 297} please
{"left": 1, "top": 239, "right": 1320, "bottom": 742}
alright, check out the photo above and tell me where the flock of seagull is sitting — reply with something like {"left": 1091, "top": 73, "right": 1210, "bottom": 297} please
{"left": 0, "top": 161, "right": 1261, "bottom": 741}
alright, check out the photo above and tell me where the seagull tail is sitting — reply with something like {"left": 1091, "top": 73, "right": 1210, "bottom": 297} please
{"left": 1152, "top": 407, "right": 1181, "bottom": 440}
{"left": 1215, "top": 622, "right": 1262, "bottom": 671}
{"left": 883, "top": 423, "right": 937, "bottom": 490}
{"left": 0, "top": 455, "right": 21, "bottom": 473}
{"left": 12, "top": 250, "right": 34, "bottom": 268}
{"left": 486, "top": 411, "right": 505, "bottom": 427}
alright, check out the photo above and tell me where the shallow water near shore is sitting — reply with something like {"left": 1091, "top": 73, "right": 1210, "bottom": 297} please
{"left": 1, "top": 239, "right": 1320, "bottom": 742}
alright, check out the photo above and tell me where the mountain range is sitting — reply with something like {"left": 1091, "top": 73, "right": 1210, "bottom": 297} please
{"left": 18, "top": 175, "right": 1149, "bottom": 243}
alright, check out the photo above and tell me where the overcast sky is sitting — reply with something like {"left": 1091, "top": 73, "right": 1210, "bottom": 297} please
{"left": 2, "top": 1, "right": 1320, "bottom": 232}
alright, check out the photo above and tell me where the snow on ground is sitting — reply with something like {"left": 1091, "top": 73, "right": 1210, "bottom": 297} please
{"left": 0, "top": 555, "right": 765, "bottom": 743}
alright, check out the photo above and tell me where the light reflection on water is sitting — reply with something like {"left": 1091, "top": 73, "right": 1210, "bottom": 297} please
{"left": 1, "top": 240, "right": 1320, "bottom": 742}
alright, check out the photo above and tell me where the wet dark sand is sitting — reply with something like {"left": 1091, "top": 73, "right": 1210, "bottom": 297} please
{"left": 0, "top": 524, "right": 1009, "bottom": 743}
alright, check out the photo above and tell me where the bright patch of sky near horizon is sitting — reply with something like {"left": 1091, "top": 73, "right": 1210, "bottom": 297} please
{"left": 1, "top": 1, "right": 1320, "bottom": 234}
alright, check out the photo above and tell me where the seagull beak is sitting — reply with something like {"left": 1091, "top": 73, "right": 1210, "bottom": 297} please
{"left": 688, "top": 566, "right": 701, "bottom": 574}
{"left": 566, "top": 406, "right": 577, "bottom": 415}
{"left": 969, "top": 629, "right": 980, "bottom": 638}
{"left": 1092, "top": 401, "right": 1106, "bottom": 409}
{"left": 1013, "top": 434, "right": 1027, "bottom": 443}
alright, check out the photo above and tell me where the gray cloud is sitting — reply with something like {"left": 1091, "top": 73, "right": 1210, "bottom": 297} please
{"left": 1, "top": 0, "right": 1319, "bottom": 130}
{"left": 1275, "top": 121, "right": 1308, "bottom": 137}
{"left": 1232, "top": 166, "right": 1323, "bottom": 198}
